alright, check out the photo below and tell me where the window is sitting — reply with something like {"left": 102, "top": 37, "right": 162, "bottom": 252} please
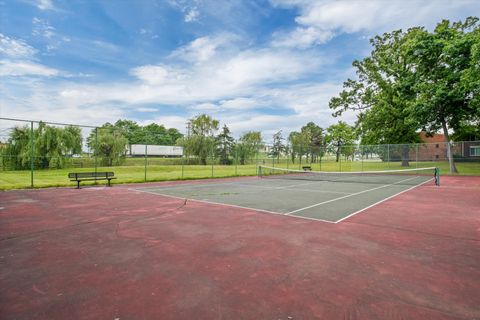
{"left": 436, "top": 144, "right": 439, "bottom": 148}
{"left": 435, "top": 155, "right": 439, "bottom": 159}
{"left": 470, "top": 146, "right": 480, "bottom": 156}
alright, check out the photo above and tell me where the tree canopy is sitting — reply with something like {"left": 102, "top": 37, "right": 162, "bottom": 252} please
{"left": 329, "top": 17, "right": 480, "bottom": 172}
{"left": 177, "top": 114, "right": 219, "bottom": 165}
{"left": 87, "top": 125, "right": 128, "bottom": 166}
{"left": 325, "top": 122, "right": 356, "bottom": 162}
{"left": 236, "top": 131, "right": 263, "bottom": 165}
{"left": 112, "top": 119, "right": 182, "bottom": 145}
{"left": 2, "top": 122, "right": 82, "bottom": 170}
{"left": 216, "top": 125, "right": 235, "bottom": 165}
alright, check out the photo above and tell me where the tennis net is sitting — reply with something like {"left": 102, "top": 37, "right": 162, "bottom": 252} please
{"left": 258, "top": 166, "right": 440, "bottom": 186}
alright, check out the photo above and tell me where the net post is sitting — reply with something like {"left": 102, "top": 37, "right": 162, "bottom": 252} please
{"left": 435, "top": 167, "right": 440, "bottom": 186}
{"left": 258, "top": 165, "right": 262, "bottom": 178}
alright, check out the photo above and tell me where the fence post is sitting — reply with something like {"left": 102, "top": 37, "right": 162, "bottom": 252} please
{"left": 339, "top": 149, "right": 342, "bottom": 172}
{"left": 181, "top": 153, "right": 185, "bottom": 179}
{"left": 30, "top": 121, "right": 34, "bottom": 188}
{"left": 211, "top": 144, "right": 214, "bottom": 178}
{"left": 255, "top": 147, "right": 259, "bottom": 175}
{"left": 361, "top": 145, "right": 364, "bottom": 172}
{"left": 387, "top": 144, "right": 390, "bottom": 169}
{"left": 235, "top": 147, "right": 238, "bottom": 176}
{"left": 144, "top": 144, "right": 147, "bottom": 182}
{"left": 415, "top": 144, "right": 418, "bottom": 168}
{"left": 299, "top": 144, "right": 302, "bottom": 170}
{"left": 94, "top": 128, "right": 98, "bottom": 177}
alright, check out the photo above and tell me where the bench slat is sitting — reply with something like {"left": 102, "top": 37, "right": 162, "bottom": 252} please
{"left": 68, "top": 172, "right": 114, "bottom": 179}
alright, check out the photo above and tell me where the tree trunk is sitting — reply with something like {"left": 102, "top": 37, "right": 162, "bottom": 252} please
{"left": 401, "top": 145, "right": 410, "bottom": 167}
{"left": 441, "top": 118, "right": 458, "bottom": 173}
{"left": 335, "top": 147, "right": 340, "bottom": 162}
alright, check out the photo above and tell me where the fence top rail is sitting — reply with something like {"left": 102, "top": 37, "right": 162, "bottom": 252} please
{"left": 0, "top": 117, "right": 98, "bottom": 129}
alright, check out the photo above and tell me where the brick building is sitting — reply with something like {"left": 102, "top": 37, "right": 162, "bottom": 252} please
{"left": 416, "top": 132, "right": 448, "bottom": 161}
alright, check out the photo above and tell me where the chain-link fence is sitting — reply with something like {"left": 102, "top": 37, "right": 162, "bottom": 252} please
{"left": 1, "top": 118, "right": 479, "bottom": 189}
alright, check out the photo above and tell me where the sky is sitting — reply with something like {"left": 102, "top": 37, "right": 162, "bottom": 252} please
{"left": 0, "top": 0, "right": 478, "bottom": 141}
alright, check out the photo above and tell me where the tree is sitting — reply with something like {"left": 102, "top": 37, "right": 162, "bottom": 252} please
{"left": 177, "top": 114, "right": 219, "bottom": 165}
{"left": 1, "top": 123, "right": 83, "bottom": 170}
{"left": 269, "top": 131, "right": 286, "bottom": 160}
{"left": 216, "top": 125, "right": 234, "bottom": 165}
{"left": 300, "top": 122, "right": 324, "bottom": 162}
{"left": 288, "top": 131, "right": 305, "bottom": 164}
{"left": 112, "top": 119, "right": 183, "bottom": 145}
{"left": 329, "top": 28, "right": 423, "bottom": 166}
{"left": 406, "top": 17, "right": 480, "bottom": 172}
{"left": 236, "top": 131, "right": 263, "bottom": 165}
{"left": 325, "top": 122, "right": 356, "bottom": 162}
{"left": 87, "top": 125, "right": 128, "bottom": 166}
{"left": 452, "top": 121, "right": 480, "bottom": 141}
{"left": 113, "top": 119, "right": 143, "bottom": 144}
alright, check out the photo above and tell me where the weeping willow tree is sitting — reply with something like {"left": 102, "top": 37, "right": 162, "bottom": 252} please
{"left": 1, "top": 122, "right": 83, "bottom": 170}
{"left": 87, "top": 125, "right": 128, "bottom": 166}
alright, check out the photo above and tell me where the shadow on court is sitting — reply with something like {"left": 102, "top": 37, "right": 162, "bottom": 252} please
{"left": 0, "top": 175, "right": 479, "bottom": 319}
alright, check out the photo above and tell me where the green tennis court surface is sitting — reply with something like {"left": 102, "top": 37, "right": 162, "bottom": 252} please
{"left": 135, "top": 166, "right": 438, "bottom": 222}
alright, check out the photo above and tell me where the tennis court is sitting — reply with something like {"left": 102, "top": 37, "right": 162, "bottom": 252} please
{"left": 1, "top": 174, "right": 479, "bottom": 319}
{"left": 135, "top": 166, "right": 439, "bottom": 223}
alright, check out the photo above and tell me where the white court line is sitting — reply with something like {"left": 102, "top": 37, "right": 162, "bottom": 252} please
{"left": 139, "top": 180, "right": 351, "bottom": 195}
{"left": 131, "top": 188, "right": 337, "bottom": 224}
{"left": 231, "top": 182, "right": 351, "bottom": 195}
{"left": 138, "top": 181, "right": 233, "bottom": 192}
{"left": 334, "top": 178, "right": 434, "bottom": 223}
{"left": 285, "top": 176, "right": 421, "bottom": 215}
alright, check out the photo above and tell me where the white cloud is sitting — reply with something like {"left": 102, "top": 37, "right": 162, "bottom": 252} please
{"left": 32, "top": 17, "right": 55, "bottom": 39}
{"left": 272, "top": 26, "right": 334, "bottom": 48}
{"left": 130, "top": 65, "right": 171, "bottom": 85}
{"left": 185, "top": 9, "right": 199, "bottom": 22}
{"left": 36, "top": 0, "right": 54, "bottom": 10}
{"left": 136, "top": 107, "right": 158, "bottom": 113}
{"left": 170, "top": 35, "right": 238, "bottom": 63}
{"left": 270, "top": 0, "right": 480, "bottom": 48}
{"left": 0, "top": 60, "right": 59, "bottom": 77}
{"left": 0, "top": 34, "right": 37, "bottom": 58}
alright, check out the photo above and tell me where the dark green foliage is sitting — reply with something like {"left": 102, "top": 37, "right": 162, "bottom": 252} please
{"left": 2, "top": 122, "right": 83, "bottom": 170}
{"left": 87, "top": 125, "right": 128, "bottom": 166}
{"left": 325, "top": 122, "right": 357, "bottom": 162}
{"left": 216, "top": 125, "right": 235, "bottom": 165}
{"left": 329, "top": 17, "right": 480, "bottom": 171}
{"left": 113, "top": 119, "right": 183, "bottom": 145}
{"left": 236, "top": 131, "right": 263, "bottom": 165}
{"left": 269, "top": 131, "right": 286, "bottom": 159}
{"left": 177, "top": 114, "right": 219, "bottom": 165}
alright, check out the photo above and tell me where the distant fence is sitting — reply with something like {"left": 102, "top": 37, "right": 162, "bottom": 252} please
{"left": 1, "top": 117, "right": 479, "bottom": 189}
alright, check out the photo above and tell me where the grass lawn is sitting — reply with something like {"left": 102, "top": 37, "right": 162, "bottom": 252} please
{"left": 1, "top": 160, "right": 479, "bottom": 190}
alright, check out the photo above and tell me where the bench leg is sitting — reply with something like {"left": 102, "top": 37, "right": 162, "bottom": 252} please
{"left": 107, "top": 179, "right": 111, "bottom": 187}
{"left": 77, "top": 180, "right": 80, "bottom": 189}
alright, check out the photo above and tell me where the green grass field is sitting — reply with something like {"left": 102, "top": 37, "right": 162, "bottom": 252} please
{"left": 1, "top": 159, "right": 479, "bottom": 190}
